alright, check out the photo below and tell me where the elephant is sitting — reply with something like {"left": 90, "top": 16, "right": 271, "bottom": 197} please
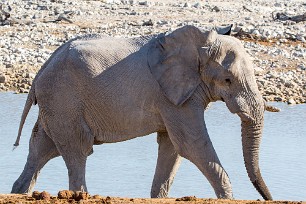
{"left": 12, "top": 25, "right": 274, "bottom": 200}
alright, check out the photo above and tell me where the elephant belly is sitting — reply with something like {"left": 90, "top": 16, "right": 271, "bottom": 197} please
{"left": 84, "top": 101, "right": 166, "bottom": 144}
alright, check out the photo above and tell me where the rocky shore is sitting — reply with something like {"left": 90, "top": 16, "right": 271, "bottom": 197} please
{"left": 0, "top": 0, "right": 305, "bottom": 104}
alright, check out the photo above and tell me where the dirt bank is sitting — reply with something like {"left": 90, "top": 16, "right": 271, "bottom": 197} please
{"left": 0, "top": 193, "right": 304, "bottom": 204}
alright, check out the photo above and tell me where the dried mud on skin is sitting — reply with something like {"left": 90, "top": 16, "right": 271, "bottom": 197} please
{"left": 0, "top": 193, "right": 305, "bottom": 204}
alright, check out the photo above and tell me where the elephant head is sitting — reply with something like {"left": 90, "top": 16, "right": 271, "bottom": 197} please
{"left": 148, "top": 26, "right": 272, "bottom": 200}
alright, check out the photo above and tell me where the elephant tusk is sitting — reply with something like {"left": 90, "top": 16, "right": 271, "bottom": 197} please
{"left": 263, "top": 100, "right": 281, "bottom": 112}
{"left": 237, "top": 112, "right": 255, "bottom": 122}
{"left": 265, "top": 105, "right": 281, "bottom": 112}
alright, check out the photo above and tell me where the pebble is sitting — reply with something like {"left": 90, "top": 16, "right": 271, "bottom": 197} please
{"left": 287, "top": 98, "right": 296, "bottom": 105}
{"left": 0, "top": 75, "right": 6, "bottom": 83}
{"left": 212, "top": 6, "right": 221, "bottom": 12}
{"left": 183, "top": 2, "right": 191, "bottom": 8}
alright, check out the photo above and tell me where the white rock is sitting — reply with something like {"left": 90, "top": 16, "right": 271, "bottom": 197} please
{"left": 287, "top": 98, "right": 296, "bottom": 105}
{"left": 252, "top": 29, "right": 260, "bottom": 36}
{"left": 297, "top": 35, "right": 306, "bottom": 42}
{"left": 274, "top": 3, "right": 282, "bottom": 7}
{"left": 193, "top": 2, "right": 201, "bottom": 8}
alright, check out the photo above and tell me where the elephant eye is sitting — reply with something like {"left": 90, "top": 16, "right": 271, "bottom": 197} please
{"left": 225, "top": 78, "right": 231, "bottom": 85}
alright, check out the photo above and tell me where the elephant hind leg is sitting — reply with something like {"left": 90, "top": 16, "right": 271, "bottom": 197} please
{"left": 151, "top": 132, "right": 182, "bottom": 198}
{"left": 11, "top": 119, "right": 60, "bottom": 194}
{"left": 48, "top": 117, "right": 94, "bottom": 192}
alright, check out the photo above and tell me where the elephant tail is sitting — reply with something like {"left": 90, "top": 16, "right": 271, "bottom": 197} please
{"left": 13, "top": 86, "right": 37, "bottom": 148}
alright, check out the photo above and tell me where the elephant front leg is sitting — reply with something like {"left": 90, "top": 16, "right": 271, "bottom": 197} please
{"left": 160, "top": 105, "right": 233, "bottom": 199}
{"left": 151, "top": 132, "right": 182, "bottom": 198}
{"left": 12, "top": 120, "right": 60, "bottom": 194}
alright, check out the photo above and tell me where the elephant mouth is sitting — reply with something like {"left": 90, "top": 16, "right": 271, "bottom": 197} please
{"left": 237, "top": 112, "right": 254, "bottom": 122}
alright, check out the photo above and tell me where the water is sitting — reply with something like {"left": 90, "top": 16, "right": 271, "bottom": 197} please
{"left": 0, "top": 92, "right": 305, "bottom": 201}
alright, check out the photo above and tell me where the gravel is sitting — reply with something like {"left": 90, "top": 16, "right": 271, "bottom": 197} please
{"left": 0, "top": 0, "right": 305, "bottom": 104}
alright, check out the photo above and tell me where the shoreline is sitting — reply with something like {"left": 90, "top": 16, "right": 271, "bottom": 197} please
{"left": 0, "top": 0, "right": 305, "bottom": 104}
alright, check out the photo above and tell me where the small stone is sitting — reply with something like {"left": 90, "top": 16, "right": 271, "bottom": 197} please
{"left": 284, "top": 81, "right": 297, "bottom": 88}
{"left": 298, "top": 64, "right": 305, "bottom": 70}
{"left": 274, "top": 3, "right": 282, "bottom": 7}
{"left": 142, "top": 19, "right": 153, "bottom": 26}
{"left": 274, "top": 96, "right": 283, "bottom": 102}
{"left": 252, "top": 30, "right": 260, "bottom": 36}
{"left": 176, "top": 196, "right": 197, "bottom": 201}
{"left": 21, "top": 83, "right": 30, "bottom": 89}
{"left": 139, "top": 1, "right": 149, "bottom": 6}
{"left": 5, "top": 64, "right": 13, "bottom": 68}
{"left": 40, "top": 191, "right": 51, "bottom": 200}
{"left": 74, "top": 191, "right": 89, "bottom": 201}
{"left": 32, "top": 191, "right": 41, "bottom": 200}
{"left": 58, "top": 190, "right": 75, "bottom": 199}
{"left": 183, "top": 2, "right": 191, "bottom": 8}
{"left": 91, "top": 195, "right": 102, "bottom": 199}
{"left": 193, "top": 2, "right": 201, "bottom": 8}
{"left": 26, "top": 73, "right": 36, "bottom": 79}
{"left": 287, "top": 98, "right": 296, "bottom": 105}
{"left": 0, "top": 75, "right": 7, "bottom": 83}
{"left": 212, "top": 6, "right": 220, "bottom": 12}
{"left": 296, "top": 35, "right": 305, "bottom": 42}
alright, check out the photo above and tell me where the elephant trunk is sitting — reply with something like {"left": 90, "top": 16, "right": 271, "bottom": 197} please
{"left": 239, "top": 105, "right": 273, "bottom": 200}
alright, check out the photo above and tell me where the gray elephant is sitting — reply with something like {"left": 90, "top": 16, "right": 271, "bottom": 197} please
{"left": 12, "top": 25, "right": 273, "bottom": 200}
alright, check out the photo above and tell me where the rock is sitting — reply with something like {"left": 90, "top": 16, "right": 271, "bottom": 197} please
{"left": 193, "top": 3, "right": 201, "bottom": 8}
{"left": 284, "top": 81, "right": 297, "bottom": 88}
{"left": 74, "top": 191, "right": 89, "bottom": 201}
{"left": 176, "top": 196, "right": 197, "bottom": 201}
{"left": 139, "top": 1, "right": 150, "bottom": 6}
{"left": 32, "top": 191, "right": 41, "bottom": 200}
{"left": 91, "top": 195, "right": 102, "bottom": 199}
{"left": 58, "top": 190, "right": 75, "bottom": 199}
{"left": 287, "top": 98, "right": 296, "bottom": 105}
{"left": 274, "top": 3, "right": 282, "bottom": 7}
{"left": 26, "top": 72, "right": 36, "bottom": 79}
{"left": 252, "top": 29, "right": 260, "bottom": 36}
{"left": 212, "top": 6, "right": 220, "bottom": 12}
{"left": 274, "top": 96, "right": 283, "bottom": 102}
{"left": 30, "top": 190, "right": 50, "bottom": 200}
{"left": 183, "top": 2, "right": 191, "bottom": 8}
{"left": 297, "top": 35, "right": 306, "bottom": 42}
{"left": 142, "top": 19, "right": 153, "bottom": 26}
{"left": 40, "top": 191, "right": 51, "bottom": 200}
{"left": 0, "top": 75, "right": 7, "bottom": 83}
{"left": 298, "top": 64, "right": 306, "bottom": 70}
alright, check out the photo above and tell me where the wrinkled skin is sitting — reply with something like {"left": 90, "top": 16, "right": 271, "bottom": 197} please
{"left": 12, "top": 26, "right": 272, "bottom": 200}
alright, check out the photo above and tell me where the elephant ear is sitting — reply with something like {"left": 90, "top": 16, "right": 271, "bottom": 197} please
{"left": 148, "top": 34, "right": 201, "bottom": 106}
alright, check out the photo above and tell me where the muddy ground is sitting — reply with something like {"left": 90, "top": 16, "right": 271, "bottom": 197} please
{"left": 0, "top": 193, "right": 305, "bottom": 204}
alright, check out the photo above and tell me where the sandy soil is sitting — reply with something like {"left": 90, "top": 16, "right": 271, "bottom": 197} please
{"left": 0, "top": 193, "right": 304, "bottom": 204}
